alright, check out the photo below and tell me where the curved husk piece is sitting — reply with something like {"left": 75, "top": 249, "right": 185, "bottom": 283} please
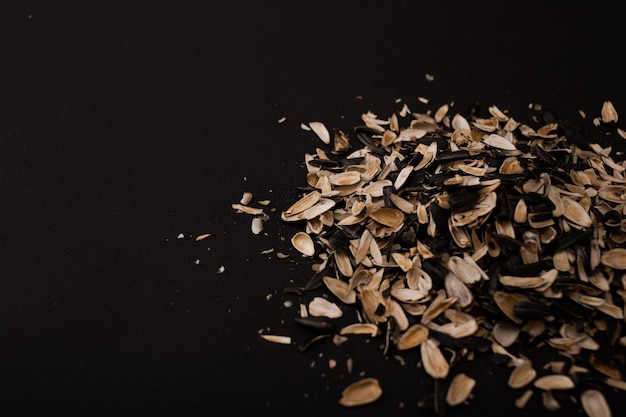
{"left": 493, "top": 322, "right": 521, "bottom": 348}
{"left": 283, "top": 190, "right": 320, "bottom": 217}
{"left": 447, "top": 255, "right": 482, "bottom": 284}
{"left": 291, "top": 231, "right": 315, "bottom": 256}
{"left": 600, "top": 248, "right": 626, "bottom": 269}
{"left": 581, "top": 388, "right": 612, "bottom": 417}
{"left": 493, "top": 291, "right": 528, "bottom": 324}
{"left": 309, "top": 121, "right": 330, "bottom": 144}
{"left": 339, "top": 323, "right": 379, "bottom": 336}
{"left": 308, "top": 296, "right": 343, "bottom": 318}
{"left": 338, "top": 378, "right": 383, "bottom": 407}
{"left": 421, "top": 338, "right": 449, "bottom": 379}
{"left": 444, "top": 272, "right": 473, "bottom": 308}
{"left": 368, "top": 207, "right": 404, "bottom": 228}
{"left": 508, "top": 360, "right": 537, "bottom": 389}
{"left": 446, "top": 373, "right": 476, "bottom": 406}
{"left": 483, "top": 133, "right": 517, "bottom": 150}
{"left": 396, "top": 323, "right": 429, "bottom": 350}
{"left": 323, "top": 276, "right": 357, "bottom": 304}
{"left": 562, "top": 196, "right": 593, "bottom": 227}
{"left": 534, "top": 374, "right": 575, "bottom": 390}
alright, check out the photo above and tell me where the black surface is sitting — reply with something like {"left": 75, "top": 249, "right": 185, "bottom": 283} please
{"left": 1, "top": 1, "right": 625, "bottom": 416}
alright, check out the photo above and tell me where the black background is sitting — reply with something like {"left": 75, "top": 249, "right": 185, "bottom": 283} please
{"left": 1, "top": 1, "right": 625, "bottom": 416}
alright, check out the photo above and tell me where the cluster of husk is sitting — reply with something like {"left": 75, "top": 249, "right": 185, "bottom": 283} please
{"left": 262, "top": 100, "right": 626, "bottom": 415}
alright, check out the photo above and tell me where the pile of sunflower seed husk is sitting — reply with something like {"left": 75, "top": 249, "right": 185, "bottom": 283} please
{"left": 248, "top": 100, "right": 626, "bottom": 416}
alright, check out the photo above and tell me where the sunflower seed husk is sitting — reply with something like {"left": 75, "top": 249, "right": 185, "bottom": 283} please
{"left": 514, "top": 389, "right": 534, "bottom": 409}
{"left": 421, "top": 338, "right": 450, "bottom": 379}
{"left": 542, "top": 391, "right": 561, "bottom": 411}
{"left": 601, "top": 101, "right": 618, "bottom": 124}
{"left": 581, "top": 389, "right": 612, "bottom": 417}
{"left": 309, "top": 121, "right": 331, "bottom": 144}
{"left": 339, "top": 322, "right": 379, "bottom": 336}
{"left": 533, "top": 374, "right": 575, "bottom": 390}
{"left": 600, "top": 248, "right": 626, "bottom": 269}
{"left": 338, "top": 377, "right": 383, "bottom": 407}
{"left": 445, "top": 372, "right": 476, "bottom": 406}
{"left": 396, "top": 323, "right": 429, "bottom": 350}
{"left": 508, "top": 359, "right": 537, "bottom": 389}
{"left": 260, "top": 334, "right": 292, "bottom": 345}
{"left": 291, "top": 231, "right": 316, "bottom": 256}
{"left": 308, "top": 296, "right": 343, "bottom": 318}
{"left": 322, "top": 276, "right": 357, "bottom": 304}
{"left": 368, "top": 207, "right": 404, "bottom": 229}
{"left": 251, "top": 217, "right": 264, "bottom": 235}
